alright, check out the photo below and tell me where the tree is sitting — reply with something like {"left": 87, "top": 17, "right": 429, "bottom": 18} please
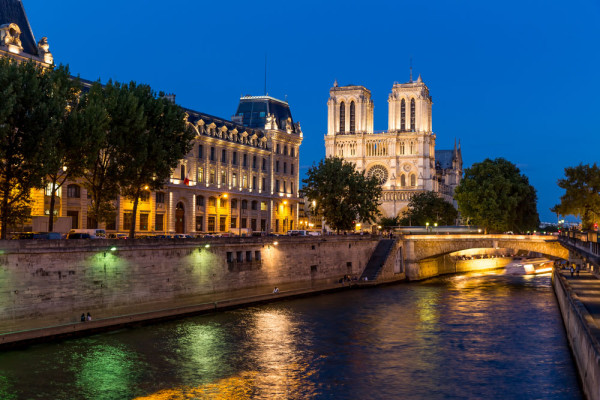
{"left": 0, "top": 59, "right": 61, "bottom": 239}
{"left": 79, "top": 81, "right": 118, "bottom": 227}
{"left": 552, "top": 163, "right": 600, "bottom": 230}
{"left": 115, "top": 82, "right": 194, "bottom": 239}
{"left": 379, "top": 216, "right": 400, "bottom": 230}
{"left": 42, "top": 68, "right": 91, "bottom": 232}
{"left": 454, "top": 158, "right": 539, "bottom": 233}
{"left": 301, "top": 157, "right": 382, "bottom": 233}
{"left": 399, "top": 191, "right": 458, "bottom": 226}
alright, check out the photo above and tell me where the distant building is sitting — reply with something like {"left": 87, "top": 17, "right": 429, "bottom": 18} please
{"left": 324, "top": 76, "right": 462, "bottom": 219}
{"left": 1, "top": 1, "right": 303, "bottom": 235}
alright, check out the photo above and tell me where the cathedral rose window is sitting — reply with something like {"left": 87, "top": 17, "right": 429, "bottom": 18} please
{"left": 367, "top": 165, "right": 388, "bottom": 185}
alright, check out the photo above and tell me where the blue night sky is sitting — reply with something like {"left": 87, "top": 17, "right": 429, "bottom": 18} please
{"left": 23, "top": 0, "right": 600, "bottom": 223}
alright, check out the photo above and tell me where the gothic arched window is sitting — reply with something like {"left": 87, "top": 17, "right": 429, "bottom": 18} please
{"left": 349, "top": 101, "right": 356, "bottom": 133}
{"left": 400, "top": 141, "right": 405, "bottom": 155}
{"left": 401, "top": 98, "right": 406, "bottom": 131}
{"left": 410, "top": 98, "right": 416, "bottom": 131}
{"left": 400, "top": 174, "right": 406, "bottom": 187}
{"left": 339, "top": 101, "right": 345, "bottom": 134}
{"left": 410, "top": 174, "right": 416, "bottom": 186}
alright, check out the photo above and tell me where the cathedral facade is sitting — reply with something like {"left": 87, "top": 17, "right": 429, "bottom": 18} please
{"left": 324, "top": 76, "right": 462, "bottom": 220}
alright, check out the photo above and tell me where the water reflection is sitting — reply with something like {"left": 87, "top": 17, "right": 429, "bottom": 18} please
{"left": 0, "top": 270, "right": 583, "bottom": 400}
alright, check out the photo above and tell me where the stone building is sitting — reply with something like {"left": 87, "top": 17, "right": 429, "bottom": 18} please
{"left": 324, "top": 75, "right": 462, "bottom": 220}
{"left": 1, "top": 1, "right": 303, "bottom": 235}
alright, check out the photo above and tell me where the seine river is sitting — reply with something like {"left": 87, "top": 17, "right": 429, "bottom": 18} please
{"left": 0, "top": 270, "right": 582, "bottom": 399}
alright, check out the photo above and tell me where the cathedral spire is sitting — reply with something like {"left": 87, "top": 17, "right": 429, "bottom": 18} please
{"left": 409, "top": 58, "right": 413, "bottom": 83}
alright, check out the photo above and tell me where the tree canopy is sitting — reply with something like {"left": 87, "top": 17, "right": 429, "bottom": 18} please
{"left": 301, "top": 157, "right": 381, "bottom": 232}
{"left": 399, "top": 191, "right": 458, "bottom": 226}
{"left": 552, "top": 163, "right": 600, "bottom": 230}
{"left": 454, "top": 158, "right": 539, "bottom": 233}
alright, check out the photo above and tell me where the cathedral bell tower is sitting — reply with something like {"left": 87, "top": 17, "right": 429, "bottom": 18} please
{"left": 327, "top": 82, "right": 374, "bottom": 135}
{"left": 387, "top": 75, "right": 433, "bottom": 133}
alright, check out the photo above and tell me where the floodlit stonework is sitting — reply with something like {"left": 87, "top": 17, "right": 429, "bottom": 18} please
{"left": 324, "top": 76, "right": 462, "bottom": 220}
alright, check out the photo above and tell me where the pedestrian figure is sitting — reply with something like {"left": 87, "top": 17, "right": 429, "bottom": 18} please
{"left": 87, "top": 312, "right": 92, "bottom": 321}
{"left": 570, "top": 266, "right": 574, "bottom": 278}
{"left": 273, "top": 287, "right": 279, "bottom": 294}
{"left": 576, "top": 265, "right": 580, "bottom": 277}
{"left": 80, "top": 313, "right": 85, "bottom": 322}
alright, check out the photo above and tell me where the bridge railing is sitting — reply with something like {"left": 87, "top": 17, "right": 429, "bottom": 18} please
{"left": 559, "top": 231, "right": 600, "bottom": 256}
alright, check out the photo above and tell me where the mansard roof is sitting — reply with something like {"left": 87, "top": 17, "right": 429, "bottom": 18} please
{"left": 0, "top": 0, "right": 38, "bottom": 56}
{"left": 185, "top": 108, "right": 269, "bottom": 150}
{"left": 233, "top": 95, "right": 298, "bottom": 134}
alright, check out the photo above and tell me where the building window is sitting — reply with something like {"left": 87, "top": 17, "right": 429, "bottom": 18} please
{"left": 410, "top": 98, "right": 415, "bottom": 131}
{"left": 261, "top": 219, "right": 266, "bottom": 231}
{"left": 156, "top": 214, "right": 164, "bottom": 231}
{"left": 261, "top": 201, "right": 267, "bottom": 211}
{"left": 243, "top": 154, "right": 247, "bottom": 167}
{"left": 275, "top": 161, "right": 279, "bottom": 172}
{"left": 221, "top": 171, "right": 227, "bottom": 185}
{"left": 232, "top": 173, "right": 237, "bottom": 187}
{"left": 246, "top": 251, "right": 252, "bottom": 261}
{"left": 339, "top": 101, "right": 345, "bottom": 133}
{"left": 219, "top": 216, "right": 227, "bottom": 232}
{"left": 291, "top": 164, "right": 294, "bottom": 175}
{"left": 283, "top": 162, "right": 287, "bottom": 174}
{"left": 197, "top": 167, "right": 203, "bottom": 183}
{"left": 350, "top": 101, "right": 355, "bottom": 132}
{"left": 284, "top": 145, "right": 288, "bottom": 155}
{"left": 251, "top": 200, "right": 258, "bottom": 210}
{"left": 252, "top": 176, "right": 257, "bottom": 190}
{"left": 156, "top": 192, "right": 165, "bottom": 204}
{"left": 400, "top": 142, "right": 405, "bottom": 155}
{"left": 401, "top": 98, "right": 406, "bottom": 131}
{"left": 67, "top": 210, "right": 79, "bottom": 229}
{"left": 290, "top": 147, "right": 295, "bottom": 157}
{"left": 140, "top": 191, "right": 150, "bottom": 202}
{"left": 236, "top": 251, "right": 243, "bottom": 262}
{"left": 227, "top": 252, "right": 233, "bottom": 263}
{"left": 208, "top": 216, "right": 216, "bottom": 232}
{"left": 275, "top": 219, "right": 279, "bottom": 232}
{"left": 231, "top": 217, "right": 237, "bottom": 228}
{"left": 275, "top": 180, "right": 280, "bottom": 192}
{"left": 232, "top": 199, "right": 238, "bottom": 209}
{"left": 401, "top": 174, "right": 406, "bottom": 187}
{"left": 241, "top": 218, "right": 247, "bottom": 228}
{"left": 255, "top": 250, "right": 261, "bottom": 261}
{"left": 232, "top": 152, "right": 237, "bottom": 165}
{"left": 196, "top": 196, "right": 204, "bottom": 207}
{"left": 251, "top": 219, "right": 257, "bottom": 231}
{"left": 276, "top": 144, "right": 280, "bottom": 154}
{"left": 262, "top": 177, "right": 266, "bottom": 191}
{"left": 209, "top": 197, "right": 216, "bottom": 207}
{"left": 283, "top": 181, "right": 287, "bottom": 193}
{"left": 196, "top": 215, "right": 203, "bottom": 231}
{"left": 291, "top": 182, "right": 294, "bottom": 194}
{"left": 262, "top": 158, "right": 266, "bottom": 171}
{"left": 221, "top": 149, "right": 227, "bottom": 163}
{"left": 410, "top": 174, "right": 416, "bottom": 186}
{"left": 220, "top": 198, "right": 227, "bottom": 208}
{"left": 87, "top": 216, "right": 97, "bottom": 229}
{"left": 67, "top": 184, "right": 80, "bottom": 198}
{"left": 139, "top": 214, "right": 149, "bottom": 231}
{"left": 242, "top": 174, "right": 248, "bottom": 188}
{"left": 209, "top": 169, "right": 215, "bottom": 184}
{"left": 252, "top": 155, "right": 257, "bottom": 169}
{"left": 106, "top": 217, "right": 116, "bottom": 231}
{"left": 241, "top": 199, "right": 248, "bottom": 210}
{"left": 180, "top": 165, "right": 185, "bottom": 181}
{"left": 210, "top": 147, "right": 216, "bottom": 161}
{"left": 123, "top": 212, "right": 133, "bottom": 231}
{"left": 198, "top": 144, "right": 203, "bottom": 159}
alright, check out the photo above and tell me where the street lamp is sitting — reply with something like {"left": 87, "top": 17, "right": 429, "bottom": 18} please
{"left": 426, "top": 222, "right": 430, "bottom": 232}
{"left": 434, "top": 222, "right": 438, "bottom": 234}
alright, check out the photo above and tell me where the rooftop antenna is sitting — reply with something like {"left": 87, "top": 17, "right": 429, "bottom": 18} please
{"left": 409, "top": 57, "right": 413, "bottom": 83}
{"left": 264, "top": 53, "right": 267, "bottom": 96}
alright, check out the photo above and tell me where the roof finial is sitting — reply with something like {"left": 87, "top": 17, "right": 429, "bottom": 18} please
{"left": 417, "top": 74, "right": 422, "bottom": 83}
{"left": 409, "top": 57, "right": 413, "bottom": 83}
{"left": 333, "top": 79, "right": 338, "bottom": 87}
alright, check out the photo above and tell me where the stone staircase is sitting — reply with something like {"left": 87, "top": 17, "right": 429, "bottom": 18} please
{"left": 360, "top": 239, "right": 396, "bottom": 281}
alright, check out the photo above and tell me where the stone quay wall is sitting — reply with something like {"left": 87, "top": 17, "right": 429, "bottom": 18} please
{"left": 0, "top": 236, "right": 378, "bottom": 338}
{"left": 553, "top": 271, "right": 600, "bottom": 400}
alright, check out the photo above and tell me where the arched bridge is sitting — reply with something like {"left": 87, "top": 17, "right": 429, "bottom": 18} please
{"left": 395, "top": 234, "right": 570, "bottom": 281}
{"left": 403, "top": 234, "right": 568, "bottom": 260}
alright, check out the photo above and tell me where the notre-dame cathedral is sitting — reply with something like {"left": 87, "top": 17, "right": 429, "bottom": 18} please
{"left": 324, "top": 74, "right": 462, "bottom": 220}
